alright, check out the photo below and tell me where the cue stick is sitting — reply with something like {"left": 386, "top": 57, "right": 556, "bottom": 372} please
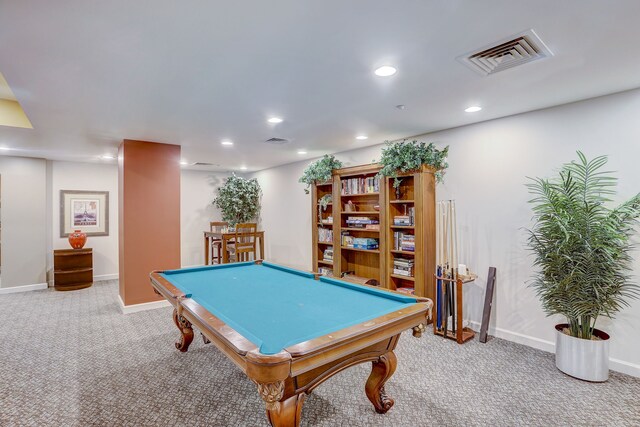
{"left": 450, "top": 268, "right": 456, "bottom": 335}
{"left": 442, "top": 274, "right": 448, "bottom": 337}
{"left": 436, "top": 265, "right": 442, "bottom": 330}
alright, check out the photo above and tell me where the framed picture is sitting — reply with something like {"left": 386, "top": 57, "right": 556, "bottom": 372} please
{"left": 60, "top": 190, "right": 109, "bottom": 237}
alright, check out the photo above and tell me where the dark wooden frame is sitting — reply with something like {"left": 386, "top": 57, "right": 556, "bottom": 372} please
{"left": 60, "top": 190, "right": 109, "bottom": 237}
{"left": 150, "top": 260, "right": 432, "bottom": 427}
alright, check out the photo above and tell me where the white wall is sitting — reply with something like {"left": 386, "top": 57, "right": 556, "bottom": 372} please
{"left": 49, "top": 161, "right": 119, "bottom": 279}
{"left": 0, "top": 156, "right": 47, "bottom": 288}
{"left": 181, "top": 170, "right": 228, "bottom": 267}
{"left": 250, "top": 88, "right": 640, "bottom": 377}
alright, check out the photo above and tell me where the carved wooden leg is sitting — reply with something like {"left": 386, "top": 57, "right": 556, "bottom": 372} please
{"left": 172, "top": 308, "right": 194, "bottom": 352}
{"left": 365, "top": 351, "right": 397, "bottom": 414}
{"left": 265, "top": 393, "right": 305, "bottom": 427}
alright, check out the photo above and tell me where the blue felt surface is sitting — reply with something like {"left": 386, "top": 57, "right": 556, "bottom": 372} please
{"left": 160, "top": 262, "right": 416, "bottom": 354}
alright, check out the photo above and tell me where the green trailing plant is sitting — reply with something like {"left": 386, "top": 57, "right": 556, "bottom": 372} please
{"left": 212, "top": 174, "right": 262, "bottom": 227}
{"left": 378, "top": 140, "right": 449, "bottom": 188}
{"left": 299, "top": 155, "right": 343, "bottom": 194}
{"left": 526, "top": 151, "right": 640, "bottom": 340}
{"left": 318, "top": 194, "right": 332, "bottom": 217}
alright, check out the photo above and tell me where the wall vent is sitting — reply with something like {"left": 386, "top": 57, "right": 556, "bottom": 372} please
{"left": 192, "top": 162, "right": 218, "bottom": 166}
{"left": 457, "top": 29, "right": 553, "bottom": 76}
{"left": 264, "top": 137, "right": 289, "bottom": 145}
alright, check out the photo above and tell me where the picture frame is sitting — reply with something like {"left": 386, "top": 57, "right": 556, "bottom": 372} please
{"left": 60, "top": 190, "right": 109, "bottom": 237}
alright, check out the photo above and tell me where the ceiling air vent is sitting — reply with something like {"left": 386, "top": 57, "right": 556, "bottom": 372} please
{"left": 264, "top": 137, "right": 289, "bottom": 145}
{"left": 192, "top": 162, "right": 217, "bottom": 166}
{"left": 457, "top": 29, "right": 553, "bottom": 76}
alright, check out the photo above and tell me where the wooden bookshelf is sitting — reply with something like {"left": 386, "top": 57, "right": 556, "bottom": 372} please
{"left": 384, "top": 165, "right": 436, "bottom": 299}
{"left": 311, "top": 180, "right": 335, "bottom": 276}
{"left": 332, "top": 164, "right": 386, "bottom": 285}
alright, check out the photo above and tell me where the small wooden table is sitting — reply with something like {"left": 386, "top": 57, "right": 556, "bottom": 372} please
{"left": 53, "top": 248, "right": 93, "bottom": 291}
{"left": 204, "top": 230, "right": 265, "bottom": 264}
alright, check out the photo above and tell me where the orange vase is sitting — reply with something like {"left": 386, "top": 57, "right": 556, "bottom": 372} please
{"left": 68, "top": 230, "right": 87, "bottom": 249}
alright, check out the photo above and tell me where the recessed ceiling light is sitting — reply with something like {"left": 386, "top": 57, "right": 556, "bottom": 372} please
{"left": 101, "top": 154, "right": 115, "bottom": 160}
{"left": 240, "top": 166, "right": 248, "bottom": 170}
{"left": 297, "top": 150, "right": 307, "bottom": 155}
{"left": 268, "top": 117, "right": 283, "bottom": 124}
{"left": 221, "top": 140, "right": 234, "bottom": 146}
{"left": 374, "top": 65, "right": 397, "bottom": 77}
{"left": 355, "top": 135, "right": 368, "bottom": 140}
{"left": 465, "top": 106, "right": 482, "bottom": 113}
{"left": 180, "top": 160, "right": 188, "bottom": 165}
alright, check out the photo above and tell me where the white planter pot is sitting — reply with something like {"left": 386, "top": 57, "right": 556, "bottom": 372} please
{"left": 555, "top": 323, "right": 610, "bottom": 382}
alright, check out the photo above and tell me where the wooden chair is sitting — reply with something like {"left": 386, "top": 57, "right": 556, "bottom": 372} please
{"left": 209, "top": 221, "right": 228, "bottom": 264}
{"left": 228, "top": 223, "right": 257, "bottom": 263}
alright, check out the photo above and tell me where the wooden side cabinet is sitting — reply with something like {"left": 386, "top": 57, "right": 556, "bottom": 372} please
{"left": 53, "top": 248, "right": 93, "bottom": 291}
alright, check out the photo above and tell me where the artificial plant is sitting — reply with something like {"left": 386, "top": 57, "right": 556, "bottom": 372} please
{"left": 378, "top": 140, "right": 449, "bottom": 188}
{"left": 299, "top": 155, "right": 342, "bottom": 194}
{"left": 526, "top": 151, "right": 640, "bottom": 339}
{"left": 212, "top": 174, "right": 262, "bottom": 226}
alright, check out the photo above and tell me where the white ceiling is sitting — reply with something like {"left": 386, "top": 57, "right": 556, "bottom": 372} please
{"left": 1, "top": 0, "right": 640, "bottom": 172}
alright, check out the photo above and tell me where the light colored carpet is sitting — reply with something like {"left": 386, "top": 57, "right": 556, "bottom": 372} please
{"left": 0, "top": 281, "right": 638, "bottom": 426}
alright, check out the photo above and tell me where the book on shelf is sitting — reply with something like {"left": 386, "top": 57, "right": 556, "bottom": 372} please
{"left": 341, "top": 176, "right": 380, "bottom": 195}
{"left": 346, "top": 216, "right": 379, "bottom": 228}
{"left": 318, "top": 227, "right": 333, "bottom": 243}
{"left": 353, "top": 237, "right": 378, "bottom": 250}
{"left": 321, "top": 216, "right": 333, "bottom": 224}
{"left": 318, "top": 266, "right": 333, "bottom": 277}
{"left": 365, "top": 224, "right": 380, "bottom": 230}
{"left": 393, "top": 232, "right": 415, "bottom": 251}
{"left": 393, "top": 269, "right": 414, "bottom": 277}
{"left": 323, "top": 248, "right": 333, "bottom": 262}
{"left": 393, "top": 215, "right": 411, "bottom": 226}
{"left": 341, "top": 232, "right": 354, "bottom": 248}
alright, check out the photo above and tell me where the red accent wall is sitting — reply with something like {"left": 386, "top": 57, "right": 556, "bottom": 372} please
{"left": 118, "top": 140, "right": 181, "bottom": 306}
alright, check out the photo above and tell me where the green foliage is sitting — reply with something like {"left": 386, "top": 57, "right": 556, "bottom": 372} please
{"left": 319, "top": 194, "right": 332, "bottom": 211}
{"left": 299, "top": 155, "right": 343, "bottom": 194}
{"left": 378, "top": 140, "right": 449, "bottom": 188}
{"left": 212, "top": 174, "right": 262, "bottom": 226}
{"left": 526, "top": 152, "right": 640, "bottom": 339}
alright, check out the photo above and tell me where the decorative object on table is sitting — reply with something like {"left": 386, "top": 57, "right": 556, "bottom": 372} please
{"left": 60, "top": 190, "right": 109, "bottom": 237}
{"left": 318, "top": 194, "right": 332, "bottom": 218}
{"left": 344, "top": 200, "right": 356, "bottom": 212}
{"left": 68, "top": 229, "right": 87, "bottom": 249}
{"left": 299, "top": 154, "right": 342, "bottom": 194}
{"left": 212, "top": 174, "right": 262, "bottom": 227}
{"left": 526, "top": 151, "right": 640, "bottom": 382}
{"left": 378, "top": 139, "right": 449, "bottom": 189}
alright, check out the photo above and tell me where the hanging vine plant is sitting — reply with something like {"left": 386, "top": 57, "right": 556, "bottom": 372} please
{"left": 212, "top": 174, "right": 262, "bottom": 226}
{"left": 298, "top": 154, "right": 343, "bottom": 194}
{"left": 378, "top": 140, "right": 449, "bottom": 188}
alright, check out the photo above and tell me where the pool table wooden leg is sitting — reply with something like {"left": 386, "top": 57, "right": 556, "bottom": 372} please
{"left": 172, "top": 308, "right": 194, "bottom": 352}
{"left": 365, "top": 350, "right": 397, "bottom": 414}
{"left": 265, "top": 392, "right": 305, "bottom": 427}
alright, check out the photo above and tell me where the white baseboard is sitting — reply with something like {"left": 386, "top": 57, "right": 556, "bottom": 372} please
{"left": 118, "top": 294, "right": 170, "bottom": 314}
{"left": 94, "top": 273, "right": 119, "bottom": 282}
{"left": 0, "top": 282, "right": 48, "bottom": 295}
{"left": 468, "top": 321, "right": 640, "bottom": 378}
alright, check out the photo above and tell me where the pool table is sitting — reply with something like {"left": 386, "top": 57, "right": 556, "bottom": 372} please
{"left": 150, "top": 261, "right": 432, "bottom": 427}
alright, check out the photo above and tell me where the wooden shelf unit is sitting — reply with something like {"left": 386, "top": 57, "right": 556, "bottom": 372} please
{"left": 384, "top": 165, "right": 436, "bottom": 299}
{"left": 433, "top": 274, "right": 477, "bottom": 344}
{"left": 312, "top": 181, "right": 335, "bottom": 276}
{"left": 53, "top": 248, "right": 93, "bottom": 291}
{"left": 311, "top": 163, "right": 436, "bottom": 299}
{"left": 332, "top": 164, "right": 386, "bottom": 285}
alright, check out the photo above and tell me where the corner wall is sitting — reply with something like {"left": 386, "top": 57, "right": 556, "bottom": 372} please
{"left": 0, "top": 156, "right": 47, "bottom": 288}
{"left": 249, "top": 88, "right": 640, "bottom": 377}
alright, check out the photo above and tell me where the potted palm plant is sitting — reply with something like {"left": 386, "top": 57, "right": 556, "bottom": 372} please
{"left": 526, "top": 152, "right": 640, "bottom": 381}
{"left": 212, "top": 174, "right": 262, "bottom": 227}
